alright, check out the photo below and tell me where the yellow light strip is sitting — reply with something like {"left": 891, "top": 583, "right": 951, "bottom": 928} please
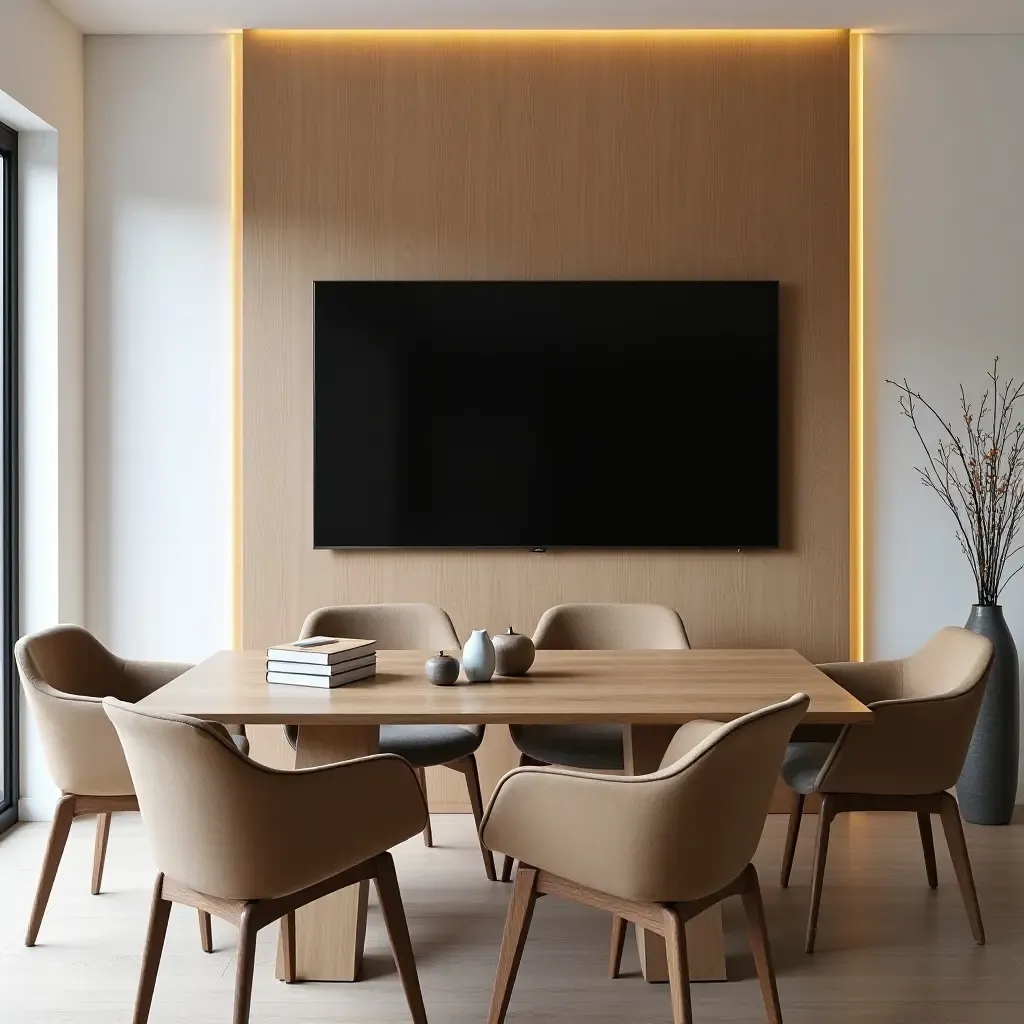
{"left": 230, "top": 32, "right": 243, "bottom": 650}
{"left": 249, "top": 28, "right": 842, "bottom": 39}
{"left": 849, "top": 31, "right": 865, "bottom": 661}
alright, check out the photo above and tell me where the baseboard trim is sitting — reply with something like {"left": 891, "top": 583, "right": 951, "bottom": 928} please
{"left": 18, "top": 796, "right": 56, "bottom": 822}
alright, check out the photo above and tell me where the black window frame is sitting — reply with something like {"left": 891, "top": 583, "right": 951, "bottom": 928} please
{"left": 0, "top": 119, "right": 19, "bottom": 836}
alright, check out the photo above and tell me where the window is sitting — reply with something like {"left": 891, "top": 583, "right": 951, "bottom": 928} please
{"left": 0, "top": 120, "right": 18, "bottom": 835}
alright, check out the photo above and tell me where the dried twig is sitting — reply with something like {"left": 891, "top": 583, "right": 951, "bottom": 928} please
{"left": 888, "top": 357, "right": 1024, "bottom": 605}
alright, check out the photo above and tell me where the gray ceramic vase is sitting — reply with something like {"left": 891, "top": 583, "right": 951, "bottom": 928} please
{"left": 957, "top": 604, "right": 1020, "bottom": 826}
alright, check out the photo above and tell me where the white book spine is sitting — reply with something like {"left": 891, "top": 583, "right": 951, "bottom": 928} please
{"left": 266, "top": 654, "right": 376, "bottom": 676}
{"left": 266, "top": 665, "right": 377, "bottom": 688}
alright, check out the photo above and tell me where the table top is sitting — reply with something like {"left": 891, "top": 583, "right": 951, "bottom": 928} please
{"left": 137, "top": 648, "right": 871, "bottom": 726}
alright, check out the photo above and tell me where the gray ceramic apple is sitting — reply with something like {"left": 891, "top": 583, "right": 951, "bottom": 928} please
{"left": 425, "top": 651, "right": 460, "bottom": 686}
{"left": 492, "top": 626, "right": 536, "bottom": 676}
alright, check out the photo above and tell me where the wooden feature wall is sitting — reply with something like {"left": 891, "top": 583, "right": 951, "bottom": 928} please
{"left": 242, "top": 31, "right": 851, "bottom": 810}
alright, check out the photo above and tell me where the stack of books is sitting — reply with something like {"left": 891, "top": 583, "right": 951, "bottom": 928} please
{"left": 266, "top": 636, "right": 377, "bottom": 688}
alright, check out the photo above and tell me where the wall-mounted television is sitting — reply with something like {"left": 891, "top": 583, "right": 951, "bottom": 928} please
{"left": 313, "top": 280, "right": 779, "bottom": 549}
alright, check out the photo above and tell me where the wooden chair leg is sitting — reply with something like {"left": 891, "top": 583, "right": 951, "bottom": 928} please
{"left": 279, "top": 910, "right": 297, "bottom": 983}
{"left": 25, "top": 793, "right": 77, "bottom": 946}
{"left": 132, "top": 874, "right": 172, "bottom": 1024}
{"left": 500, "top": 855, "right": 516, "bottom": 884}
{"left": 609, "top": 915, "right": 627, "bottom": 979}
{"left": 938, "top": 793, "right": 985, "bottom": 945}
{"left": 233, "top": 905, "right": 259, "bottom": 1024}
{"left": 91, "top": 812, "right": 112, "bottom": 895}
{"left": 780, "top": 791, "right": 805, "bottom": 888}
{"left": 740, "top": 865, "right": 783, "bottom": 1024}
{"left": 805, "top": 794, "right": 836, "bottom": 954}
{"left": 918, "top": 811, "right": 939, "bottom": 890}
{"left": 487, "top": 865, "right": 539, "bottom": 1024}
{"left": 662, "top": 907, "right": 693, "bottom": 1024}
{"left": 198, "top": 911, "right": 214, "bottom": 954}
{"left": 453, "top": 756, "right": 497, "bottom": 881}
{"left": 415, "top": 767, "right": 433, "bottom": 848}
{"left": 374, "top": 852, "right": 428, "bottom": 1024}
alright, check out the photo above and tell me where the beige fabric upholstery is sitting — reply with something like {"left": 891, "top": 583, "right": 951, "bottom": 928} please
{"left": 104, "top": 698, "right": 428, "bottom": 901}
{"left": 301, "top": 603, "right": 461, "bottom": 652}
{"left": 512, "top": 603, "right": 690, "bottom": 771}
{"left": 532, "top": 602, "right": 691, "bottom": 651}
{"left": 802, "top": 627, "right": 994, "bottom": 796}
{"left": 290, "top": 604, "right": 483, "bottom": 756}
{"left": 484, "top": 694, "right": 808, "bottom": 904}
{"left": 15, "top": 625, "right": 193, "bottom": 797}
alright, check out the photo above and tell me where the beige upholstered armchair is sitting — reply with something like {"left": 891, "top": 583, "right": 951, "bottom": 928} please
{"left": 283, "top": 603, "right": 496, "bottom": 880}
{"left": 15, "top": 625, "right": 238, "bottom": 948}
{"left": 483, "top": 693, "right": 809, "bottom": 1024}
{"left": 780, "top": 626, "right": 994, "bottom": 953}
{"left": 104, "top": 698, "right": 430, "bottom": 1024}
{"left": 502, "top": 602, "right": 690, "bottom": 882}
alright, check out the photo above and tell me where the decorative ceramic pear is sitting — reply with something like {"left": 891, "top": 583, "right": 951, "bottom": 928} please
{"left": 493, "top": 626, "right": 535, "bottom": 676}
{"left": 425, "top": 651, "right": 460, "bottom": 686}
{"left": 461, "top": 630, "right": 496, "bottom": 682}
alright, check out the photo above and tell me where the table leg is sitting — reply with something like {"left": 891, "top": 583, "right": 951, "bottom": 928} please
{"left": 275, "top": 724, "right": 378, "bottom": 982}
{"left": 624, "top": 724, "right": 727, "bottom": 983}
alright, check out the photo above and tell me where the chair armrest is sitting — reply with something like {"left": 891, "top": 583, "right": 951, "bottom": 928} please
{"left": 481, "top": 765, "right": 669, "bottom": 899}
{"left": 816, "top": 659, "right": 903, "bottom": 706}
{"left": 122, "top": 659, "right": 193, "bottom": 698}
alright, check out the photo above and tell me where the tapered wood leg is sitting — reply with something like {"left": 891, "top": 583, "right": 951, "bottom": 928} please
{"left": 662, "top": 908, "right": 693, "bottom": 1024}
{"left": 199, "top": 911, "right": 214, "bottom": 954}
{"left": 626, "top": 724, "right": 725, "bottom": 982}
{"left": 275, "top": 724, "right": 377, "bottom": 981}
{"left": 91, "top": 812, "right": 112, "bottom": 896}
{"left": 609, "top": 915, "right": 627, "bottom": 979}
{"left": 280, "top": 911, "right": 296, "bottom": 982}
{"left": 918, "top": 811, "right": 938, "bottom": 890}
{"left": 780, "top": 791, "right": 805, "bottom": 888}
{"left": 500, "top": 856, "right": 515, "bottom": 884}
{"left": 487, "top": 865, "right": 539, "bottom": 1024}
{"left": 415, "top": 768, "right": 433, "bottom": 848}
{"left": 25, "top": 793, "right": 76, "bottom": 946}
{"left": 938, "top": 793, "right": 985, "bottom": 945}
{"left": 740, "top": 865, "right": 782, "bottom": 1024}
{"left": 805, "top": 794, "right": 836, "bottom": 954}
{"left": 374, "top": 853, "right": 428, "bottom": 1024}
{"left": 132, "top": 874, "right": 172, "bottom": 1024}
{"left": 453, "top": 756, "right": 496, "bottom": 881}
{"left": 233, "top": 906, "right": 259, "bottom": 1024}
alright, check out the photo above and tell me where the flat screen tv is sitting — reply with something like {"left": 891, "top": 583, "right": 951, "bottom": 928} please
{"left": 313, "top": 280, "right": 778, "bottom": 549}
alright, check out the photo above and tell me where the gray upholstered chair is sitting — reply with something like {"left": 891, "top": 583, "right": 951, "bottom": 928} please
{"left": 284, "top": 603, "right": 495, "bottom": 880}
{"left": 15, "top": 624, "right": 245, "bottom": 950}
{"left": 104, "top": 697, "right": 429, "bottom": 1024}
{"left": 501, "top": 602, "right": 690, "bottom": 881}
{"left": 780, "top": 626, "right": 994, "bottom": 953}
{"left": 483, "top": 694, "right": 809, "bottom": 1024}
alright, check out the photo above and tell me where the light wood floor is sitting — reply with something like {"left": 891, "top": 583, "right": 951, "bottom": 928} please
{"left": 1, "top": 811, "right": 1022, "bottom": 1022}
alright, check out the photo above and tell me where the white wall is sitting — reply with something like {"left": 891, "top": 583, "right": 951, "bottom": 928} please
{"left": 0, "top": 0, "right": 85, "bottom": 820}
{"left": 864, "top": 34, "right": 1024, "bottom": 792}
{"left": 84, "top": 36, "right": 232, "bottom": 665}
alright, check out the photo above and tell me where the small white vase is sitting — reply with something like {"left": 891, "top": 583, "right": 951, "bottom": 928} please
{"left": 462, "top": 629, "right": 496, "bottom": 682}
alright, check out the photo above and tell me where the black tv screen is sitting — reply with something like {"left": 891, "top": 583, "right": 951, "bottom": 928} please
{"left": 314, "top": 281, "right": 778, "bottom": 549}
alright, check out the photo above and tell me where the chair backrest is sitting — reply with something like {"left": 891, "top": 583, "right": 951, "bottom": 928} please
{"left": 103, "top": 697, "right": 426, "bottom": 900}
{"left": 817, "top": 626, "right": 994, "bottom": 796}
{"left": 300, "top": 603, "right": 460, "bottom": 650}
{"left": 640, "top": 693, "right": 809, "bottom": 901}
{"left": 15, "top": 625, "right": 138, "bottom": 796}
{"left": 533, "top": 603, "right": 690, "bottom": 650}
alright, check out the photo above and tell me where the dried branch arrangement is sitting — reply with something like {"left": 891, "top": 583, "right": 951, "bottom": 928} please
{"left": 888, "top": 358, "right": 1024, "bottom": 606}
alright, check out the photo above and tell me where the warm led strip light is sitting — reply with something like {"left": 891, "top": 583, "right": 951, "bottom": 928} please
{"left": 230, "top": 32, "right": 243, "bottom": 649}
{"left": 849, "top": 32, "right": 865, "bottom": 661}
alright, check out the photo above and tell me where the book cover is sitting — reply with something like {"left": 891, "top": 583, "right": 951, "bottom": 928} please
{"left": 267, "top": 636, "right": 377, "bottom": 665}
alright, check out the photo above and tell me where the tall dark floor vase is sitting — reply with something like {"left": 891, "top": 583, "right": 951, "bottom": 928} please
{"left": 958, "top": 605, "right": 1020, "bottom": 825}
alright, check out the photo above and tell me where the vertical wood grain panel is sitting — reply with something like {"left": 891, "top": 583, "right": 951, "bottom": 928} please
{"left": 242, "top": 32, "right": 850, "bottom": 810}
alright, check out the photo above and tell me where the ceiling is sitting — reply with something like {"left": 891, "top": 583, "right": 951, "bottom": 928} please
{"left": 46, "top": 1, "right": 1024, "bottom": 35}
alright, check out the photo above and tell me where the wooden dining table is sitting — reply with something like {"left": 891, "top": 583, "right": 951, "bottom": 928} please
{"left": 137, "top": 647, "right": 871, "bottom": 985}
